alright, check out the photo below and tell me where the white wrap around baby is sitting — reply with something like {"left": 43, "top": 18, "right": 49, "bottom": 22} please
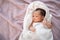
{"left": 19, "top": 22, "right": 53, "bottom": 40}
{"left": 18, "top": 1, "right": 53, "bottom": 40}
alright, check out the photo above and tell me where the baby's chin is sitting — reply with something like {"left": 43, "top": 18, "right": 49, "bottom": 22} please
{"left": 33, "top": 20, "right": 43, "bottom": 22}
{"left": 33, "top": 21, "right": 41, "bottom": 23}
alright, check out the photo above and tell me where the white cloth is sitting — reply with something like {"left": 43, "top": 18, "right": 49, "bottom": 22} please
{"left": 18, "top": 1, "right": 53, "bottom": 40}
{"left": 33, "top": 22, "right": 53, "bottom": 40}
{"left": 19, "top": 22, "right": 53, "bottom": 40}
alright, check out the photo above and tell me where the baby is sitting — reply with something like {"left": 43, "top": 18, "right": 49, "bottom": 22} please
{"left": 19, "top": 8, "right": 53, "bottom": 40}
{"left": 28, "top": 8, "right": 53, "bottom": 40}
{"left": 29, "top": 8, "right": 52, "bottom": 32}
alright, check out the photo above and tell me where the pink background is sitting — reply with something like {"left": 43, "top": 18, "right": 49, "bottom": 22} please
{"left": 0, "top": 0, "right": 60, "bottom": 40}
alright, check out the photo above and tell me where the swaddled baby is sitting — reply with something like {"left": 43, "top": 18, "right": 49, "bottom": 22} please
{"left": 19, "top": 8, "right": 53, "bottom": 40}
{"left": 28, "top": 8, "right": 53, "bottom": 40}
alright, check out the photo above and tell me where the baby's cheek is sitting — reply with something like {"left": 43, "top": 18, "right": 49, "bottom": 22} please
{"left": 36, "top": 18, "right": 40, "bottom": 20}
{"left": 32, "top": 18, "right": 35, "bottom": 21}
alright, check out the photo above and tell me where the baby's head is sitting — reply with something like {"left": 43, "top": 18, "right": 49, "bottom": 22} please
{"left": 32, "top": 8, "right": 46, "bottom": 22}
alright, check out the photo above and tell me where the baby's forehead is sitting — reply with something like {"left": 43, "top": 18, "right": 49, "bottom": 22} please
{"left": 32, "top": 11, "right": 41, "bottom": 15}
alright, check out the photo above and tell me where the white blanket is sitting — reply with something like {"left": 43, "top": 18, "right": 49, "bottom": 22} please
{"left": 18, "top": 1, "right": 53, "bottom": 40}
{"left": 19, "top": 22, "right": 53, "bottom": 40}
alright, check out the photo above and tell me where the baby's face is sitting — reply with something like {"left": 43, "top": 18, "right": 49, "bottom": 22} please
{"left": 32, "top": 11, "right": 44, "bottom": 22}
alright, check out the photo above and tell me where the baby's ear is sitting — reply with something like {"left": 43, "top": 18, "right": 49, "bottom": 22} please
{"left": 42, "top": 16, "right": 45, "bottom": 19}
